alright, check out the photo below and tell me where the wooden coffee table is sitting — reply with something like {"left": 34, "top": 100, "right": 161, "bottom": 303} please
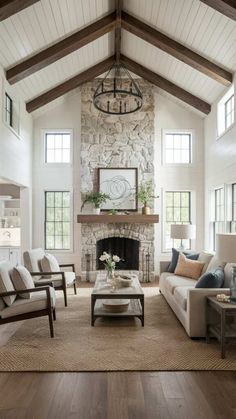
{"left": 91, "top": 273, "right": 144, "bottom": 326}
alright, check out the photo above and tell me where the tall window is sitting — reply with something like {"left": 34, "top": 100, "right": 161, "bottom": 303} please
{"left": 45, "top": 191, "right": 71, "bottom": 250}
{"left": 45, "top": 132, "right": 71, "bottom": 163}
{"left": 225, "top": 95, "right": 234, "bottom": 130}
{"left": 164, "top": 132, "right": 192, "bottom": 164}
{"left": 230, "top": 183, "right": 236, "bottom": 233}
{"left": 218, "top": 87, "right": 234, "bottom": 136}
{"left": 165, "top": 191, "right": 191, "bottom": 250}
{"left": 5, "top": 93, "right": 13, "bottom": 127}
{"left": 213, "top": 187, "right": 225, "bottom": 248}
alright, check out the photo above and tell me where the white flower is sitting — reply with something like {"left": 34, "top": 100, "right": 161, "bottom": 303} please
{"left": 113, "top": 255, "right": 120, "bottom": 262}
{"left": 99, "top": 252, "right": 110, "bottom": 262}
{"left": 111, "top": 261, "right": 115, "bottom": 268}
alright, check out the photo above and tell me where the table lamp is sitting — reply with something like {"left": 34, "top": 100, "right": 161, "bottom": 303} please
{"left": 170, "top": 224, "right": 196, "bottom": 250}
{"left": 215, "top": 233, "right": 236, "bottom": 303}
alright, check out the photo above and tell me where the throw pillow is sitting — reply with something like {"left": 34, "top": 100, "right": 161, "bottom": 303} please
{"left": 206, "top": 256, "right": 226, "bottom": 273}
{"left": 195, "top": 267, "right": 225, "bottom": 288}
{"left": 167, "top": 248, "right": 199, "bottom": 273}
{"left": 41, "top": 254, "right": 60, "bottom": 278}
{"left": 11, "top": 266, "right": 35, "bottom": 299}
{"left": 174, "top": 253, "right": 205, "bottom": 280}
{"left": 0, "top": 261, "right": 16, "bottom": 306}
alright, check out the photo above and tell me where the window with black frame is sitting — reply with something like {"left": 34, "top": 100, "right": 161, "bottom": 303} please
{"left": 45, "top": 191, "right": 71, "bottom": 250}
{"left": 5, "top": 93, "right": 13, "bottom": 127}
{"left": 225, "top": 94, "right": 234, "bottom": 131}
{"left": 213, "top": 187, "right": 225, "bottom": 249}
{"left": 165, "top": 191, "right": 191, "bottom": 250}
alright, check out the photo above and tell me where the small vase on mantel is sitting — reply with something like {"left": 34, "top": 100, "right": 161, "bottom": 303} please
{"left": 142, "top": 205, "right": 151, "bottom": 215}
{"left": 93, "top": 207, "right": 100, "bottom": 215}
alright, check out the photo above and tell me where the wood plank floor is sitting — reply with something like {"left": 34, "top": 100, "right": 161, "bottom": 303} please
{"left": 0, "top": 371, "right": 235, "bottom": 419}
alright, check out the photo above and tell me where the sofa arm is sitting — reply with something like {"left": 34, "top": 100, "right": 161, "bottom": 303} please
{"left": 160, "top": 261, "right": 170, "bottom": 274}
{"left": 187, "top": 288, "right": 230, "bottom": 337}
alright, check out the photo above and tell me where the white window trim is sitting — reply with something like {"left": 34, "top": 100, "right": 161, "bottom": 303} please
{"left": 217, "top": 86, "right": 235, "bottom": 139}
{"left": 42, "top": 129, "right": 73, "bottom": 167}
{"left": 162, "top": 188, "right": 196, "bottom": 253}
{"left": 161, "top": 129, "right": 194, "bottom": 167}
{"left": 44, "top": 188, "right": 74, "bottom": 253}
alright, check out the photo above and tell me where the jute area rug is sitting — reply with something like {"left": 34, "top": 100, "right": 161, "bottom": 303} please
{"left": 0, "top": 287, "right": 236, "bottom": 371}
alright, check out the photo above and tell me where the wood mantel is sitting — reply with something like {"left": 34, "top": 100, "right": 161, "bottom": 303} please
{"left": 77, "top": 214, "right": 159, "bottom": 224}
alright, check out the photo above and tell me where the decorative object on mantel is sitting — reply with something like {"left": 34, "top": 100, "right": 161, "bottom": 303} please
{"left": 98, "top": 168, "right": 138, "bottom": 211}
{"left": 81, "top": 191, "right": 110, "bottom": 214}
{"left": 137, "top": 181, "right": 159, "bottom": 215}
{"left": 93, "top": 62, "right": 143, "bottom": 115}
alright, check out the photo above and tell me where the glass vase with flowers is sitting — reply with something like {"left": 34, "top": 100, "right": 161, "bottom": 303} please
{"left": 99, "top": 252, "right": 121, "bottom": 282}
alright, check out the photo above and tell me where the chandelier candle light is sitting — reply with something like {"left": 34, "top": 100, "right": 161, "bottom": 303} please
{"left": 93, "top": 63, "right": 143, "bottom": 115}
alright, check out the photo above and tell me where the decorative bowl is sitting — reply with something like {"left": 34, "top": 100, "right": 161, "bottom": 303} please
{"left": 102, "top": 299, "right": 130, "bottom": 312}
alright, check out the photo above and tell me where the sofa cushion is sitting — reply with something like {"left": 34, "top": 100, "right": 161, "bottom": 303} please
{"left": 167, "top": 248, "right": 199, "bottom": 273}
{"left": 206, "top": 255, "right": 226, "bottom": 273}
{"left": 0, "top": 287, "right": 56, "bottom": 319}
{"left": 164, "top": 275, "right": 196, "bottom": 294}
{"left": 11, "top": 266, "right": 35, "bottom": 299}
{"left": 174, "top": 253, "right": 205, "bottom": 280}
{"left": 174, "top": 287, "right": 192, "bottom": 311}
{"left": 41, "top": 254, "right": 60, "bottom": 279}
{"left": 197, "top": 251, "right": 214, "bottom": 274}
{"left": 195, "top": 267, "right": 224, "bottom": 288}
{"left": 0, "top": 261, "right": 16, "bottom": 307}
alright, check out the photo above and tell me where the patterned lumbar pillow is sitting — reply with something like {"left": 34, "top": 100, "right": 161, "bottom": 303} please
{"left": 11, "top": 265, "right": 35, "bottom": 299}
{"left": 195, "top": 267, "right": 225, "bottom": 288}
{"left": 167, "top": 248, "right": 199, "bottom": 273}
{"left": 41, "top": 254, "right": 60, "bottom": 278}
{"left": 174, "top": 253, "right": 205, "bottom": 280}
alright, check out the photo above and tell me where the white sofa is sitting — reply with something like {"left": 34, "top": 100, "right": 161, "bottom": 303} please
{"left": 159, "top": 253, "right": 232, "bottom": 337}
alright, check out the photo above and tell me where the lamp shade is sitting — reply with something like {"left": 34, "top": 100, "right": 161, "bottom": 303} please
{"left": 170, "top": 224, "right": 196, "bottom": 240}
{"left": 215, "top": 233, "right": 236, "bottom": 263}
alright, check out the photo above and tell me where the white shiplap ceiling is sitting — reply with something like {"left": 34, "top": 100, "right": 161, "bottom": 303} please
{"left": 0, "top": 0, "right": 235, "bottom": 114}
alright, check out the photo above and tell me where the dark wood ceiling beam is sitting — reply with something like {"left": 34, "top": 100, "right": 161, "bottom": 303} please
{"left": 200, "top": 0, "right": 236, "bottom": 21}
{"left": 0, "top": 0, "right": 40, "bottom": 21}
{"left": 115, "top": 0, "right": 122, "bottom": 63}
{"left": 26, "top": 56, "right": 115, "bottom": 113}
{"left": 121, "top": 11, "right": 232, "bottom": 86}
{"left": 7, "top": 12, "right": 116, "bottom": 84}
{"left": 120, "top": 54, "right": 211, "bottom": 115}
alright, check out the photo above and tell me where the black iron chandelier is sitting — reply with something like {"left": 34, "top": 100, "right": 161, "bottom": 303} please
{"left": 93, "top": 62, "right": 143, "bottom": 115}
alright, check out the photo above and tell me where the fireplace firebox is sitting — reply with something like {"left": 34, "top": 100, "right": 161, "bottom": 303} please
{"left": 96, "top": 237, "right": 139, "bottom": 270}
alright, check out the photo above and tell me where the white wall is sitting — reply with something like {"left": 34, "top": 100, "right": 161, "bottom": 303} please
{"left": 32, "top": 90, "right": 81, "bottom": 273}
{"left": 0, "top": 65, "right": 33, "bottom": 254}
{"left": 204, "top": 78, "right": 236, "bottom": 250}
{"left": 154, "top": 92, "right": 205, "bottom": 270}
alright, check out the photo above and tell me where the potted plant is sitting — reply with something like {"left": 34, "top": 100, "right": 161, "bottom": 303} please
{"left": 81, "top": 191, "right": 110, "bottom": 214}
{"left": 137, "top": 181, "right": 158, "bottom": 215}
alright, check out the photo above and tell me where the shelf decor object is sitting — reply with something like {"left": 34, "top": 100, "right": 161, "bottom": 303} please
{"left": 216, "top": 233, "right": 236, "bottom": 303}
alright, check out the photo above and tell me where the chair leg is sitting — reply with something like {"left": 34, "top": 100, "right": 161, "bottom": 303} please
{"left": 53, "top": 308, "right": 56, "bottom": 321}
{"left": 48, "top": 308, "right": 54, "bottom": 338}
{"left": 63, "top": 287, "right": 68, "bottom": 307}
{"left": 74, "top": 280, "right": 77, "bottom": 295}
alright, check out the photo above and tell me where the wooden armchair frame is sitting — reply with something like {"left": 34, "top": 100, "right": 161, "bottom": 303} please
{"left": 0, "top": 286, "right": 56, "bottom": 338}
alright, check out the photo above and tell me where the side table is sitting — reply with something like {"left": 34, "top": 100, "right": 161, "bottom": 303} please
{"left": 206, "top": 296, "right": 236, "bottom": 359}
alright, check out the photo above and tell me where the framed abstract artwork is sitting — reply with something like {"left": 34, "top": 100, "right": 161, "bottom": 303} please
{"left": 98, "top": 168, "right": 138, "bottom": 211}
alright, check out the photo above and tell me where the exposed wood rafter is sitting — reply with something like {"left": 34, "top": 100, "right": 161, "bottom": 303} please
{"left": 200, "top": 0, "right": 236, "bottom": 21}
{"left": 115, "top": 0, "right": 122, "bottom": 63}
{"left": 120, "top": 54, "right": 211, "bottom": 115}
{"left": 7, "top": 12, "right": 116, "bottom": 84}
{"left": 121, "top": 11, "right": 232, "bottom": 87}
{"left": 0, "top": 0, "right": 40, "bottom": 21}
{"left": 26, "top": 56, "right": 115, "bottom": 113}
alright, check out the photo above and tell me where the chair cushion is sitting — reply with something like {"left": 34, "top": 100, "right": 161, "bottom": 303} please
{"left": 0, "top": 261, "right": 16, "bottom": 306}
{"left": 23, "top": 248, "right": 45, "bottom": 280}
{"left": 41, "top": 254, "right": 60, "bottom": 278}
{"left": 195, "top": 267, "right": 225, "bottom": 288}
{"left": 167, "top": 248, "right": 199, "bottom": 273}
{"left": 0, "top": 287, "right": 56, "bottom": 319}
{"left": 11, "top": 266, "right": 35, "bottom": 299}
{"left": 174, "top": 253, "right": 205, "bottom": 280}
{"left": 34, "top": 272, "right": 75, "bottom": 288}
{"left": 164, "top": 275, "right": 196, "bottom": 294}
